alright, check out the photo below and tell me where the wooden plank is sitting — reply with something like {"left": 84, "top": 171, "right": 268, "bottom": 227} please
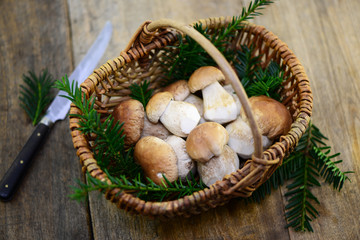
{"left": 67, "top": 0, "right": 360, "bottom": 239}
{"left": 0, "top": 0, "right": 91, "bottom": 239}
{"left": 253, "top": 0, "right": 360, "bottom": 239}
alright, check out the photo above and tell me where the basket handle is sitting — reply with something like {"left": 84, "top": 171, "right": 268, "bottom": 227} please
{"left": 146, "top": 19, "right": 264, "bottom": 193}
{"left": 146, "top": 19, "right": 263, "bottom": 156}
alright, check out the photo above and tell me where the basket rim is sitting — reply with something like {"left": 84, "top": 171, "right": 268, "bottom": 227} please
{"left": 69, "top": 17, "right": 312, "bottom": 217}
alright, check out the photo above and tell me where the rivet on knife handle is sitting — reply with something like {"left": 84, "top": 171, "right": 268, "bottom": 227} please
{"left": 0, "top": 123, "right": 50, "bottom": 201}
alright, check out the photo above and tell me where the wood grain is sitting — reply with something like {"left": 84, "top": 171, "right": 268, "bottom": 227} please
{"left": 252, "top": 1, "right": 360, "bottom": 238}
{"left": 67, "top": 0, "right": 360, "bottom": 239}
{"left": 0, "top": 0, "right": 90, "bottom": 239}
{"left": 1, "top": 0, "right": 359, "bottom": 239}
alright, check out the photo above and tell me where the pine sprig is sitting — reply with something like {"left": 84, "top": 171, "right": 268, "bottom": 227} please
{"left": 54, "top": 76, "right": 141, "bottom": 177}
{"left": 235, "top": 45, "right": 262, "bottom": 87}
{"left": 19, "top": 69, "right": 55, "bottom": 125}
{"left": 247, "top": 61, "right": 284, "bottom": 100}
{"left": 129, "top": 80, "right": 153, "bottom": 108}
{"left": 247, "top": 122, "right": 352, "bottom": 232}
{"left": 284, "top": 154, "right": 321, "bottom": 232}
{"left": 311, "top": 146, "right": 352, "bottom": 191}
{"left": 235, "top": 45, "right": 283, "bottom": 100}
{"left": 161, "top": 0, "right": 273, "bottom": 85}
{"left": 69, "top": 170, "right": 206, "bottom": 202}
{"left": 284, "top": 122, "right": 352, "bottom": 231}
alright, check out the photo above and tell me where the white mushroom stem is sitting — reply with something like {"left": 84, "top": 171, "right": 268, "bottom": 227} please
{"left": 223, "top": 84, "right": 242, "bottom": 116}
{"left": 226, "top": 117, "right": 272, "bottom": 159}
{"left": 160, "top": 101, "right": 201, "bottom": 137}
{"left": 197, "top": 145, "right": 239, "bottom": 186}
{"left": 165, "top": 135, "right": 196, "bottom": 181}
{"left": 202, "top": 81, "right": 237, "bottom": 124}
{"left": 184, "top": 94, "right": 206, "bottom": 124}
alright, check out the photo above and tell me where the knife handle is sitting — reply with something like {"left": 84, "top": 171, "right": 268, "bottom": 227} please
{"left": 0, "top": 123, "right": 50, "bottom": 201}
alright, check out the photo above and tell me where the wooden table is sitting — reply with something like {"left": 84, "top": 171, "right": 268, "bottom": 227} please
{"left": 1, "top": 0, "right": 359, "bottom": 239}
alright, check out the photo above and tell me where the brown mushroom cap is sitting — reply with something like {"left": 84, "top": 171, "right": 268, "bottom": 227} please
{"left": 141, "top": 115, "right": 171, "bottom": 140}
{"left": 112, "top": 99, "right": 144, "bottom": 146}
{"left": 240, "top": 95, "right": 292, "bottom": 139}
{"left": 146, "top": 91, "right": 173, "bottom": 123}
{"left": 186, "top": 122, "right": 229, "bottom": 163}
{"left": 188, "top": 66, "right": 225, "bottom": 93}
{"left": 162, "top": 80, "right": 190, "bottom": 101}
{"left": 134, "top": 136, "right": 178, "bottom": 185}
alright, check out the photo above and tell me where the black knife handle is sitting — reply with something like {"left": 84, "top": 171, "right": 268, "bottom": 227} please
{"left": 0, "top": 123, "right": 51, "bottom": 201}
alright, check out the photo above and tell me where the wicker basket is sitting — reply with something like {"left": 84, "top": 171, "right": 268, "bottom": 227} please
{"left": 69, "top": 17, "right": 312, "bottom": 218}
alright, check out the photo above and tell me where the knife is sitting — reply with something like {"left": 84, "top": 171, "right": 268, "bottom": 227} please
{"left": 0, "top": 21, "right": 113, "bottom": 201}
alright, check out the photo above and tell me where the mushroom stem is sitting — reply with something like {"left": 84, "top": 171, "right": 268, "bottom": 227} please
{"left": 202, "top": 81, "right": 237, "bottom": 124}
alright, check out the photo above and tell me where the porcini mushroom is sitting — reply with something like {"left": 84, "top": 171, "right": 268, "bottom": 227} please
{"left": 197, "top": 145, "right": 239, "bottom": 186}
{"left": 186, "top": 122, "right": 229, "bottom": 163}
{"left": 165, "top": 135, "right": 196, "bottom": 181}
{"left": 146, "top": 91, "right": 174, "bottom": 123}
{"left": 112, "top": 99, "right": 144, "bottom": 146}
{"left": 134, "top": 136, "right": 178, "bottom": 185}
{"left": 188, "top": 66, "right": 237, "bottom": 124}
{"left": 146, "top": 91, "right": 201, "bottom": 137}
{"left": 226, "top": 117, "right": 272, "bottom": 159}
{"left": 141, "top": 115, "right": 171, "bottom": 140}
{"left": 240, "top": 95, "right": 292, "bottom": 139}
{"left": 162, "top": 80, "right": 190, "bottom": 101}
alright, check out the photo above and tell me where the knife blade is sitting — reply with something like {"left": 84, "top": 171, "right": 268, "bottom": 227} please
{"left": 0, "top": 21, "right": 113, "bottom": 201}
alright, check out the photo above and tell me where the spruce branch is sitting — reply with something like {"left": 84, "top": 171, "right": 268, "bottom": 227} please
{"left": 54, "top": 76, "right": 142, "bottom": 177}
{"left": 129, "top": 80, "right": 154, "bottom": 108}
{"left": 69, "top": 170, "right": 206, "bottom": 202}
{"left": 284, "top": 154, "right": 320, "bottom": 232}
{"left": 234, "top": 46, "right": 283, "bottom": 100}
{"left": 248, "top": 122, "right": 352, "bottom": 232}
{"left": 19, "top": 69, "right": 55, "bottom": 125}
{"left": 311, "top": 146, "right": 353, "bottom": 191}
{"left": 283, "top": 122, "right": 352, "bottom": 232}
{"left": 235, "top": 45, "right": 262, "bottom": 88}
{"left": 161, "top": 0, "right": 274, "bottom": 85}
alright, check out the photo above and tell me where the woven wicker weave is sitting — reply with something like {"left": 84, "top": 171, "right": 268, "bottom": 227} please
{"left": 69, "top": 17, "right": 312, "bottom": 218}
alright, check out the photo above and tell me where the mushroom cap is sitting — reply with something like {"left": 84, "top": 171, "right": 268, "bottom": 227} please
{"left": 165, "top": 135, "right": 196, "bottom": 181}
{"left": 197, "top": 145, "right": 239, "bottom": 186}
{"left": 226, "top": 117, "right": 273, "bottom": 159}
{"left": 141, "top": 115, "right": 171, "bottom": 140}
{"left": 112, "top": 99, "right": 144, "bottom": 146}
{"left": 134, "top": 136, "right": 178, "bottom": 185}
{"left": 146, "top": 91, "right": 174, "bottom": 123}
{"left": 160, "top": 101, "right": 201, "bottom": 137}
{"left": 240, "top": 95, "right": 292, "bottom": 139}
{"left": 162, "top": 80, "right": 190, "bottom": 101}
{"left": 186, "top": 122, "right": 229, "bottom": 163}
{"left": 188, "top": 66, "right": 225, "bottom": 93}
